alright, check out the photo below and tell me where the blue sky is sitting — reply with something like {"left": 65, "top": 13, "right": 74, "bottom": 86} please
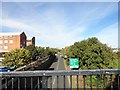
{"left": 0, "top": 2, "right": 118, "bottom": 48}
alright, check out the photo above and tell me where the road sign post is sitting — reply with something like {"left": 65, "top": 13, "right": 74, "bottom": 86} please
{"left": 69, "top": 58, "right": 79, "bottom": 68}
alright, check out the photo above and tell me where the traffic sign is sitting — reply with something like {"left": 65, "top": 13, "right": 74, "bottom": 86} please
{"left": 69, "top": 58, "right": 79, "bottom": 68}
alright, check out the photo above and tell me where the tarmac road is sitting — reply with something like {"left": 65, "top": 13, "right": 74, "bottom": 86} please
{"left": 47, "top": 54, "right": 70, "bottom": 89}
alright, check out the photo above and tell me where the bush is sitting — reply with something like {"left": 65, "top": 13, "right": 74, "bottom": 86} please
{"left": 2, "top": 48, "right": 32, "bottom": 67}
{"left": 61, "top": 37, "right": 118, "bottom": 87}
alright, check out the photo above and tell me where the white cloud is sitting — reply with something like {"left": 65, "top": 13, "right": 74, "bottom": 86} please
{"left": 1, "top": 17, "right": 86, "bottom": 48}
{"left": 93, "top": 23, "right": 118, "bottom": 48}
{"left": 2, "top": 17, "right": 117, "bottom": 48}
{"left": 75, "top": 3, "right": 117, "bottom": 27}
{"left": 1, "top": 2, "right": 117, "bottom": 48}
{"left": 1, "top": 18, "right": 32, "bottom": 30}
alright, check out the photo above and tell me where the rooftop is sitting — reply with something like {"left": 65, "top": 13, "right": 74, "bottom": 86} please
{"left": 0, "top": 32, "right": 24, "bottom": 36}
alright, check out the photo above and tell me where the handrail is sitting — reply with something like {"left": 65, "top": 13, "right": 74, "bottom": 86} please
{"left": 15, "top": 56, "right": 49, "bottom": 71}
{"left": 1, "top": 69, "right": 120, "bottom": 77}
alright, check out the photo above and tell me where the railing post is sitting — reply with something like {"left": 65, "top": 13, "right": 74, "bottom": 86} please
{"left": 37, "top": 77, "right": 40, "bottom": 90}
{"left": 110, "top": 74, "right": 113, "bottom": 90}
{"left": 12, "top": 78, "right": 14, "bottom": 90}
{"left": 76, "top": 75, "right": 79, "bottom": 90}
{"left": 70, "top": 75, "right": 72, "bottom": 90}
{"left": 83, "top": 75, "right": 86, "bottom": 90}
{"left": 90, "top": 75, "right": 92, "bottom": 90}
{"left": 42, "top": 76, "right": 47, "bottom": 90}
{"left": 63, "top": 75, "right": 65, "bottom": 90}
{"left": 117, "top": 74, "right": 120, "bottom": 90}
{"left": 31, "top": 77, "right": 33, "bottom": 90}
{"left": 24, "top": 78, "right": 26, "bottom": 90}
{"left": 103, "top": 74, "right": 106, "bottom": 90}
{"left": 96, "top": 75, "right": 99, "bottom": 90}
{"left": 18, "top": 78, "right": 20, "bottom": 90}
{"left": 0, "top": 78, "right": 2, "bottom": 90}
{"left": 57, "top": 76, "right": 59, "bottom": 90}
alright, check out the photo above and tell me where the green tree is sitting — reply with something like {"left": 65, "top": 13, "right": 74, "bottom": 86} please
{"left": 2, "top": 48, "right": 32, "bottom": 67}
{"left": 65, "top": 37, "right": 117, "bottom": 69}
{"left": 61, "top": 37, "right": 118, "bottom": 87}
{"left": 25, "top": 45, "right": 38, "bottom": 60}
{"left": 117, "top": 52, "right": 120, "bottom": 68}
{"left": 62, "top": 37, "right": 118, "bottom": 86}
{"left": 36, "top": 46, "right": 47, "bottom": 56}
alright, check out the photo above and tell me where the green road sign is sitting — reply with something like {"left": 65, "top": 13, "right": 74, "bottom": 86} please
{"left": 69, "top": 58, "right": 79, "bottom": 68}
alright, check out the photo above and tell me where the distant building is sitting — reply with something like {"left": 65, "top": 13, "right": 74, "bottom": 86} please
{"left": 26, "top": 37, "right": 35, "bottom": 46}
{"left": 0, "top": 32, "right": 35, "bottom": 61}
{"left": 112, "top": 48, "right": 120, "bottom": 52}
{"left": 0, "top": 32, "right": 26, "bottom": 52}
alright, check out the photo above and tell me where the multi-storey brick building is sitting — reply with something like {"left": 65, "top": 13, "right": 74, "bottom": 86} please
{"left": 0, "top": 32, "right": 35, "bottom": 61}
{"left": 0, "top": 32, "right": 26, "bottom": 52}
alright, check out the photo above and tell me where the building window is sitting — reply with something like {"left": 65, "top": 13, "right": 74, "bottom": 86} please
{"left": 20, "top": 44, "right": 23, "bottom": 48}
{"left": 0, "top": 40, "right": 2, "bottom": 44}
{"left": 9, "top": 36, "right": 12, "bottom": 39}
{"left": 4, "top": 36, "right": 8, "bottom": 39}
{"left": 4, "top": 40, "right": 8, "bottom": 44}
{"left": 9, "top": 40, "right": 13, "bottom": 44}
{"left": 0, "top": 36, "right": 2, "bottom": 39}
{"left": 0, "top": 46, "right": 2, "bottom": 49}
{"left": 4, "top": 46, "right": 8, "bottom": 50}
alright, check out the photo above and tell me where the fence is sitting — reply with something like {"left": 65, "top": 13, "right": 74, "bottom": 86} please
{"left": 0, "top": 69, "right": 120, "bottom": 90}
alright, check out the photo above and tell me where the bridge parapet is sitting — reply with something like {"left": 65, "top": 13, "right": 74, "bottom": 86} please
{"left": 0, "top": 69, "right": 120, "bottom": 89}
{"left": 15, "top": 56, "right": 49, "bottom": 71}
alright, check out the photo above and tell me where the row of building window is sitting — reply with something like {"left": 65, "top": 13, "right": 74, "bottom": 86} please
{"left": 0, "top": 46, "right": 8, "bottom": 50}
{"left": 0, "top": 36, "right": 13, "bottom": 39}
{"left": 0, "top": 40, "right": 13, "bottom": 44}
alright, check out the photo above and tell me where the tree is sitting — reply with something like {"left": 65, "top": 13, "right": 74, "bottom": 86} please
{"left": 117, "top": 52, "right": 120, "bottom": 68}
{"left": 65, "top": 37, "right": 117, "bottom": 69}
{"left": 61, "top": 37, "right": 118, "bottom": 86}
{"left": 36, "top": 46, "right": 46, "bottom": 56}
{"left": 2, "top": 48, "right": 32, "bottom": 67}
{"left": 25, "top": 45, "right": 38, "bottom": 60}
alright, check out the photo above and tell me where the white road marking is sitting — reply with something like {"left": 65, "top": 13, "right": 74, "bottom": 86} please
{"left": 52, "top": 56, "right": 60, "bottom": 86}
{"left": 52, "top": 55, "right": 70, "bottom": 88}
{"left": 63, "top": 58, "right": 70, "bottom": 87}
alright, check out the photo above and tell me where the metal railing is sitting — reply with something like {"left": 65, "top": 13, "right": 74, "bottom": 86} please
{"left": 15, "top": 56, "right": 49, "bottom": 71}
{"left": 0, "top": 69, "right": 120, "bottom": 90}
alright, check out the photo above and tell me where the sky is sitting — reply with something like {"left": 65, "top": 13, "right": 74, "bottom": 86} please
{"left": 0, "top": 1, "right": 118, "bottom": 49}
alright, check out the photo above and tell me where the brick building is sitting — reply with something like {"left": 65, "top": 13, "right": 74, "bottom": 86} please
{"left": 0, "top": 32, "right": 26, "bottom": 52}
{"left": 0, "top": 32, "right": 35, "bottom": 61}
{"left": 26, "top": 37, "right": 35, "bottom": 46}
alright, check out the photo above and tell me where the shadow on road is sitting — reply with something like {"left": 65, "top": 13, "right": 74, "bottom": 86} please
{"left": 53, "top": 57, "right": 58, "bottom": 62}
{"left": 46, "top": 68, "right": 54, "bottom": 70}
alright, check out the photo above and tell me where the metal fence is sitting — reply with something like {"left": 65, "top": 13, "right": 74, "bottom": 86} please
{"left": 0, "top": 69, "right": 120, "bottom": 90}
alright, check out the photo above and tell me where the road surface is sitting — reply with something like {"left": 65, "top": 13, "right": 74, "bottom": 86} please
{"left": 47, "top": 54, "right": 70, "bottom": 89}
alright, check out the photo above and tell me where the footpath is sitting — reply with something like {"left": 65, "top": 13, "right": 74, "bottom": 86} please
{"left": 63, "top": 59, "right": 84, "bottom": 89}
